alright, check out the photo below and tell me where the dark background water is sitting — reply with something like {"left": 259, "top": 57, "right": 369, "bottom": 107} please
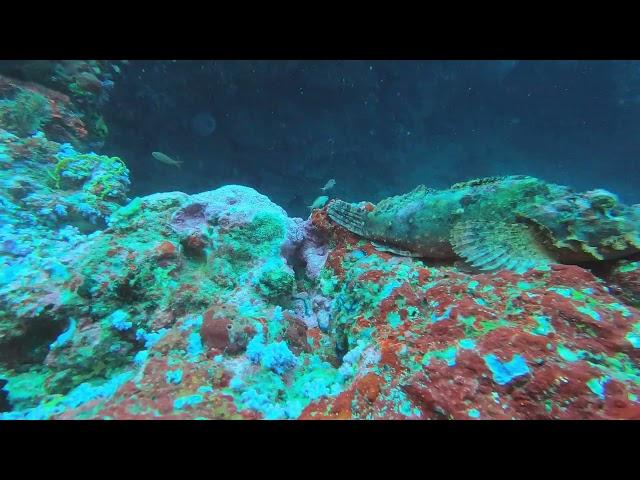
{"left": 100, "top": 60, "right": 640, "bottom": 218}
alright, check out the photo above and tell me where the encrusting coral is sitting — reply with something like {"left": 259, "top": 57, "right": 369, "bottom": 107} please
{"left": 0, "top": 129, "right": 639, "bottom": 420}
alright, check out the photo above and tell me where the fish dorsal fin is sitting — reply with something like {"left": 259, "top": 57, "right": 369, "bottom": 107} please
{"left": 450, "top": 220, "right": 554, "bottom": 273}
{"left": 327, "top": 199, "right": 368, "bottom": 236}
{"left": 449, "top": 175, "right": 536, "bottom": 190}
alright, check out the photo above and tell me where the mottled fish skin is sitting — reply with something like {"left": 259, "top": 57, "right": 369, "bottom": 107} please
{"left": 330, "top": 176, "right": 541, "bottom": 258}
{"left": 328, "top": 175, "right": 640, "bottom": 266}
{"left": 351, "top": 185, "right": 462, "bottom": 258}
{"left": 521, "top": 188, "right": 640, "bottom": 262}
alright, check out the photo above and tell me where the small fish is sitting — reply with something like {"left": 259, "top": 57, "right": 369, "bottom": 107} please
{"left": 152, "top": 151, "right": 182, "bottom": 168}
{"left": 321, "top": 178, "right": 336, "bottom": 192}
{"left": 308, "top": 195, "right": 329, "bottom": 210}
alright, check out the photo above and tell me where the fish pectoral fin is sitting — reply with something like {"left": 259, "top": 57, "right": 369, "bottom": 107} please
{"left": 371, "top": 241, "right": 422, "bottom": 257}
{"left": 450, "top": 220, "right": 554, "bottom": 273}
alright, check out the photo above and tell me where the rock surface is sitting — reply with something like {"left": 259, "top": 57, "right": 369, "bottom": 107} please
{"left": 1, "top": 130, "right": 639, "bottom": 419}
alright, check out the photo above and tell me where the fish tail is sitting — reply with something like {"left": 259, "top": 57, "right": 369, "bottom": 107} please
{"left": 327, "top": 199, "right": 367, "bottom": 236}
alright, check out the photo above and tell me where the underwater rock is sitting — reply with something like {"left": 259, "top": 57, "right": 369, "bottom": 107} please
{"left": 180, "top": 232, "right": 207, "bottom": 258}
{"left": 201, "top": 303, "right": 256, "bottom": 355}
{"left": 300, "top": 208, "right": 640, "bottom": 419}
{"left": 607, "top": 260, "right": 640, "bottom": 308}
{"left": 0, "top": 74, "right": 96, "bottom": 149}
{"left": 1, "top": 136, "right": 639, "bottom": 419}
{"left": 0, "top": 60, "right": 125, "bottom": 149}
{"left": 0, "top": 378, "right": 10, "bottom": 412}
{"left": 0, "top": 132, "right": 131, "bottom": 380}
{"left": 292, "top": 290, "right": 333, "bottom": 331}
{"left": 282, "top": 313, "right": 311, "bottom": 355}
{"left": 170, "top": 184, "right": 299, "bottom": 235}
{"left": 299, "top": 220, "right": 329, "bottom": 280}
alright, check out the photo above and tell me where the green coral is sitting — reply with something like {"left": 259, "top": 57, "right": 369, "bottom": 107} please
{"left": 0, "top": 90, "right": 51, "bottom": 137}
{"left": 47, "top": 152, "right": 128, "bottom": 202}
{"left": 85, "top": 156, "right": 128, "bottom": 199}
{"left": 46, "top": 155, "right": 75, "bottom": 189}
{"left": 222, "top": 212, "right": 286, "bottom": 266}
{"left": 109, "top": 197, "right": 143, "bottom": 225}
{"left": 257, "top": 261, "right": 295, "bottom": 304}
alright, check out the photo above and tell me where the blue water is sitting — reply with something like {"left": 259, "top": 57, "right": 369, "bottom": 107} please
{"left": 98, "top": 60, "right": 640, "bottom": 217}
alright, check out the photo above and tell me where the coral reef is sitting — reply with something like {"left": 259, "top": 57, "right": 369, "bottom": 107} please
{"left": 2, "top": 61, "right": 640, "bottom": 420}
{"left": 0, "top": 132, "right": 640, "bottom": 419}
{"left": 0, "top": 75, "right": 89, "bottom": 148}
{"left": 1, "top": 130, "right": 639, "bottom": 420}
{"left": 0, "top": 61, "right": 125, "bottom": 150}
{"left": 302, "top": 218, "right": 640, "bottom": 419}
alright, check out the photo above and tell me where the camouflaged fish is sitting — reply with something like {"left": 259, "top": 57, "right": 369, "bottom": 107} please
{"left": 328, "top": 175, "right": 640, "bottom": 273}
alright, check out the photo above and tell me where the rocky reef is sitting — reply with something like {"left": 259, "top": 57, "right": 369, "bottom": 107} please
{"left": 0, "top": 61, "right": 124, "bottom": 150}
{"left": 0, "top": 127, "right": 639, "bottom": 420}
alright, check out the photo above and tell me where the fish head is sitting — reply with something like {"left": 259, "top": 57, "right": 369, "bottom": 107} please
{"left": 520, "top": 189, "right": 640, "bottom": 262}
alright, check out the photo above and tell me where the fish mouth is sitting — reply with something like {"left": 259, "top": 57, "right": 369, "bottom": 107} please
{"left": 517, "top": 214, "right": 640, "bottom": 263}
{"left": 518, "top": 214, "right": 599, "bottom": 261}
{"left": 515, "top": 215, "right": 564, "bottom": 257}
